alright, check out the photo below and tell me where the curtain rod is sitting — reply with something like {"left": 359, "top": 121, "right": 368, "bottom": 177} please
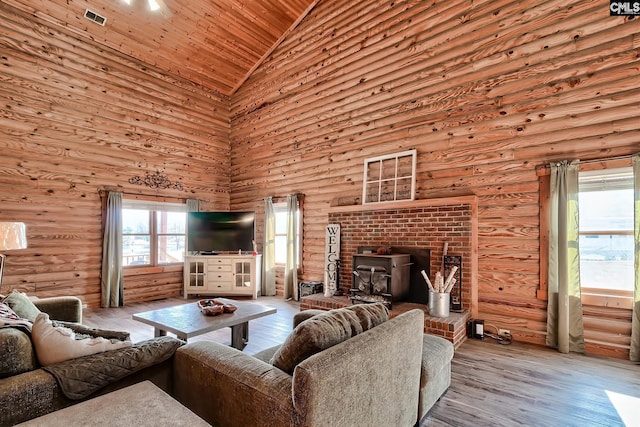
{"left": 536, "top": 153, "right": 637, "bottom": 170}
{"left": 264, "top": 193, "right": 305, "bottom": 201}
{"left": 98, "top": 188, "right": 205, "bottom": 203}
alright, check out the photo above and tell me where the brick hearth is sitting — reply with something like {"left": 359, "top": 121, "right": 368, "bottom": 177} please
{"left": 300, "top": 294, "right": 470, "bottom": 348}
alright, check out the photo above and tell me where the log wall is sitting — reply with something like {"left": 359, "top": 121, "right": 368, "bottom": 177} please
{"left": 230, "top": 0, "right": 640, "bottom": 358}
{"left": 0, "top": 5, "right": 230, "bottom": 306}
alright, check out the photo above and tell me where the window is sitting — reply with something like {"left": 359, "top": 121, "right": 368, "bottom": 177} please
{"left": 578, "top": 168, "right": 634, "bottom": 295}
{"left": 122, "top": 199, "right": 186, "bottom": 267}
{"left": 363, "top": 149, "right": 416, "bottom": 204}
{"left": 273, "top": 202, "right": 301, "bottom": 264}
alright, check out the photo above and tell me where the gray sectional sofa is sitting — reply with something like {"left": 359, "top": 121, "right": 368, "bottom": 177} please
{"left": 172, "top": 304, "right": 454, "bottom": 426}
{"left": 0, "top": 294, "right": 180, "bottom": 426}
{"left": 2, "top": 296, "right": 453, "bottom": 426}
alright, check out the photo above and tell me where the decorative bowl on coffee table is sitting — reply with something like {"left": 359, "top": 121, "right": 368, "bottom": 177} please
{"left": 197, "top": 299, "right": 237, "bottom": 316}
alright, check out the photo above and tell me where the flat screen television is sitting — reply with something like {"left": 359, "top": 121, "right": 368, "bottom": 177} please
{"left": 187, "top": 211, "right": 255, "bottom": 253}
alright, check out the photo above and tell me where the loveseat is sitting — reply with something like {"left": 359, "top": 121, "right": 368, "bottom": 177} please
{"left": 172, "top": 303, "right": 453, "bottom": 427}
{"left": 0, "top": 293, "right": 181, "bottom": 426}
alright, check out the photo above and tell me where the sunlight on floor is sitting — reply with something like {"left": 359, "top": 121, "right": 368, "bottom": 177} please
{"left": 606, "top": 390, "right": 640, "bottom": 427}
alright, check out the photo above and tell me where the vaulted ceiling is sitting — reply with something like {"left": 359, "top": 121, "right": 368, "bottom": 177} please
{"left": 5, "top": 0, "right": 318, "bottom": 96}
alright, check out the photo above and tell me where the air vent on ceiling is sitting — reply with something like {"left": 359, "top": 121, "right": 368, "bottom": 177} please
{"left": 84, "top": 9, "right": 107, "bottom": 26}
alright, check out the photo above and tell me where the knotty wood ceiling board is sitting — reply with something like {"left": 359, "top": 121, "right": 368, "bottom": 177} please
{"left": 4, "top": 0, "right": 317, "bottom": 96}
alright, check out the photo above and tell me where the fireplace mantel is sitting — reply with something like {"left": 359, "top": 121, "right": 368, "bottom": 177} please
{"left": 327, "top": 195, "right": 478, "bottom": 319}
{"left": 327, "top": 195, "right": 478, "bottom": 214}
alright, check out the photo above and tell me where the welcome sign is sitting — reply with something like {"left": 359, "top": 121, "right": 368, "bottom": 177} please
{"left": 324, "top": 224, "right": 340, "bottom": 297}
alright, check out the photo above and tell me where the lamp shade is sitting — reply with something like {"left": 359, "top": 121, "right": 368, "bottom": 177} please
{"left": 0, "top": 222, "right": 27, "bottom": 251}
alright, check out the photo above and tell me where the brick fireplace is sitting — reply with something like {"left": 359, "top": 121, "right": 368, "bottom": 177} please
{"left": 302, "top": 197, "right": 478, "bottom": 348}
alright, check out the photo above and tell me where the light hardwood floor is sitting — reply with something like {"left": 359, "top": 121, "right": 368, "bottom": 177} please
{"left": 83, "top": 297, "right": 640, "bottom": 427}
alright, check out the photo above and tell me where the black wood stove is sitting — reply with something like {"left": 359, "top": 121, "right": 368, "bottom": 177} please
{"left": 350, "top": 254, "right": 410, "bottom": 309}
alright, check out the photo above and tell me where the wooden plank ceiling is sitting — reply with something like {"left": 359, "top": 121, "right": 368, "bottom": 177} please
{"left": 3, "top": 0, "right": 318, "bottom": 96}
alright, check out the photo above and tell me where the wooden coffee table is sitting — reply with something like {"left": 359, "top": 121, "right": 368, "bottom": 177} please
{"left": 132, "top": 298, "right": 276, "bottom": 350}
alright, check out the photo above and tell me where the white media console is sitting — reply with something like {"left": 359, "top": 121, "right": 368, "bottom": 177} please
{"left": 184, "top": 254, "right": 262, "bottom": 299}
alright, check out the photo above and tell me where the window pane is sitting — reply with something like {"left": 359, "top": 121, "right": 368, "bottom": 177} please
{"left": 380, "top": 180, "right": 395, "bottom": 202}
{"left": 365, "top": 182, "right": 380, "bottom": 203}
{"left": 380, "top": 158, "right": 396, "bottom": 180}
{"left": 158, "top": 235, "right": 185, "bottom": 264}
{"left": 275, "top": 210, "right": 287, "bottom": 234}
{"left": 580, "top": 234, "right": 634, "bottom": 291}
{"left": 579, "top": 189, "right": 633, "bottom": 231}
{"left": 396, "top": 177, "right": 412, "bottom": 200}
{"left": 578, "top": 171, "right": 633, "bottom": 293}
{"left": 580, "top": 234, "right": 634, "bottom": 261}
{"left": 156, "top": 211, "right": 186, "bottom": 234}
{"left": 367, "top": 160, "right": 381, "bottom": 181}
{"left": 397, "top": 155, "right": 413, "bottom": 177}
{"left": 123, "top": 235, "right": 150, "bottom": 266}
{"left": 123, "top": 209, "right": 149, "bottom": 234}
{"left": 275, "top": 235, "right": 286, "bottom": 264}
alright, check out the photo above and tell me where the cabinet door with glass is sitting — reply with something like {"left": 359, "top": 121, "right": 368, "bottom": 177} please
{"left": 185, "top": 258, "right": 206, "bottom": 291}
{"left": 234, "top": 260, "right": 252, "bottom": 290}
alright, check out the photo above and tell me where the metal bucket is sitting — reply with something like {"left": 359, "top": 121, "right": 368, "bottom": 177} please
{"left": 429, "top": 291, "right": 450, "bottom": 318}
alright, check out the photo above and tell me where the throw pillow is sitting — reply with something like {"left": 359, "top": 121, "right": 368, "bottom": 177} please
{"left": 0, "top": 302, "right": 37, "bottom": 378}
{"left": 31, "top": 313, "right": 132, "bottom": 366}
{"left": 0, "top": 328, "right": 38, "bottom": 378}
{"left": 346, "top": 302, "right": 389, "bottom": 330}
{"left": 0, "top": 301, "right": 27, "bottom": 325}
{"left": 52, "top": 321, "right": 131, "bottom": 342}
{"left": 270, "top": 307, "right": 363, "bottom": 374}
{"left": 2, "top": 290, "right": 41, "bottom": 322}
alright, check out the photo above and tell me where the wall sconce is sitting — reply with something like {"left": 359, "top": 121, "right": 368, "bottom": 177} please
{"left": 0, "top": 222, "right": 27, "bottom": 293}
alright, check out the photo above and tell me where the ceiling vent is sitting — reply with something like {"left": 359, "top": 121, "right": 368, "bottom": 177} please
{"left": 84, "top": 9, "right": 107, "bottom": 26}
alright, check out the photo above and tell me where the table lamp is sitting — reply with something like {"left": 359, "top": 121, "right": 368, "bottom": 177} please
{"left": 0, "top": 222, "right": 27, "bottom": 293}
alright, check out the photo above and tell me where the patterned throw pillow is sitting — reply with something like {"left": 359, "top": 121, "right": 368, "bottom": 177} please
{"left": 2, "top": 290, "right": 41, "bottom": 322}
{"left": 0, "top": 302, "right": 32, "bottom": 332}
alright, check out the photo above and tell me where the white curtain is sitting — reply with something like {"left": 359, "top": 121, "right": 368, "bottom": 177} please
{"left": 100, "top": 192, "right": 124, "bottom": 308}
{"left": 262, "top": 197, "right": 276, "bottom": 296}
{"left": 284, "top": 194, "right": 299, "bottom": 301}
{"left": 546, "top": 160, "right": 585, "bottom": 354}
{"left": 186, "top": 198, "right": 199, "bottom": 213}
{"left": 631, "top": 154, "right": 640, "bottom": 362}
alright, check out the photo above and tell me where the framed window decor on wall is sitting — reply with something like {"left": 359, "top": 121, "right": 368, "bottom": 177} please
{"left": 362, "top": 149, "right": 417, "bottom": 204}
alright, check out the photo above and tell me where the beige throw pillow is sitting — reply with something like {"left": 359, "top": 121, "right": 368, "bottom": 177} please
{"left": 32, "top": 313, "right": 132, "bottom": 366}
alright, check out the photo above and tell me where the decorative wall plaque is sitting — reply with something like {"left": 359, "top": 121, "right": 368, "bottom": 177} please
{"left": 129, "top": 171, "right": 183, "bottom": 191}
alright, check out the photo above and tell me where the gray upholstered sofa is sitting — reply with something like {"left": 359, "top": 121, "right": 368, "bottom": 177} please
{"left": 0, "top": 294, "right": 180, "bottom": 426}
{"left": 289, "top": 307, "right": 455, "bottom": 422}
{"left": 173, "top": 303, "right": 454, "bottom": 426}
{"left": 2, "top": 296, "right": 453, "bottom": 426}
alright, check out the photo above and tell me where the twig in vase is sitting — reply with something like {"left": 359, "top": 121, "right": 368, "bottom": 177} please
{"left": 420, "top": 270, "right": 434, "bottom": 292}
{"left": 444, "top": 278, "right": 457, "bottom": 294}
{"left": 434, "top": 271, "right": 444, "bottom": 293}
{"left": 443, "top": 265, "right": 458, "bottom": 293}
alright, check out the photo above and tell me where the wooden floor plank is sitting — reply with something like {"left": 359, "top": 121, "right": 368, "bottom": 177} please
{"left": 82, "top": 297, "right": 640, "bottom": 427}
